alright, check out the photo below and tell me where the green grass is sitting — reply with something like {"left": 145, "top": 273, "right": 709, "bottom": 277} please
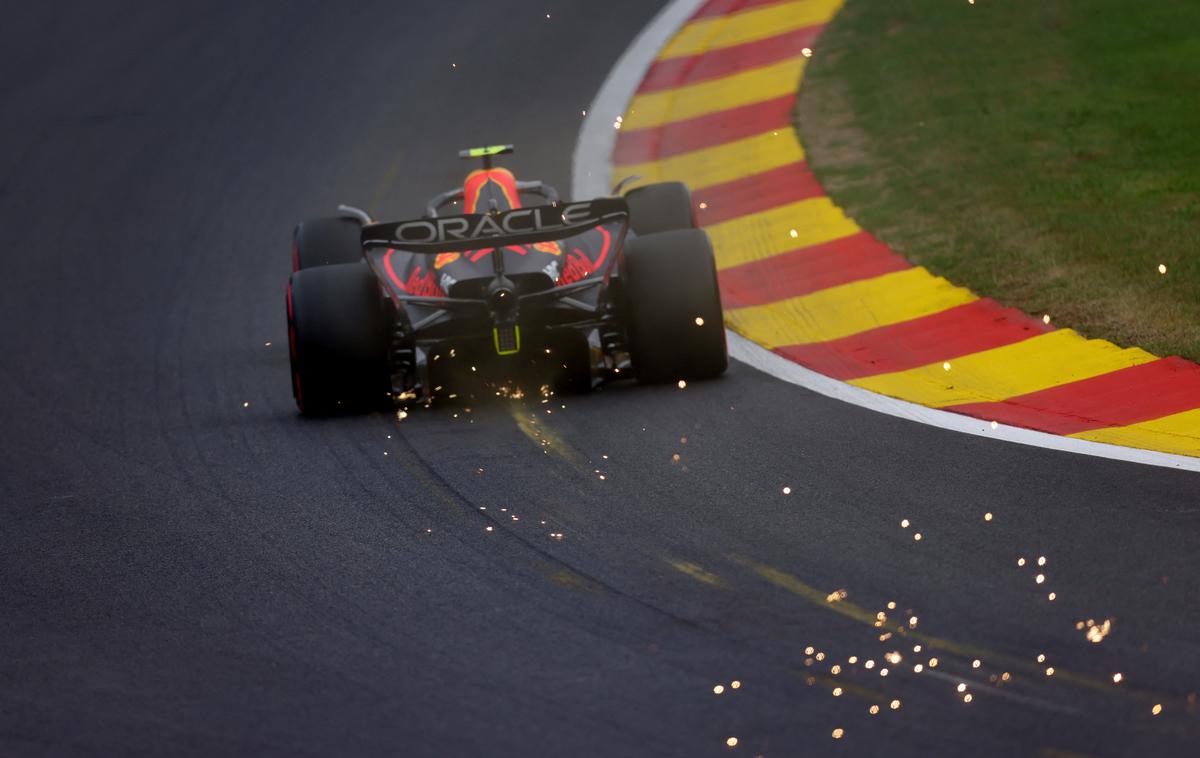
{"left": 796, "top": 0, "right": 1200, "bottom": 360}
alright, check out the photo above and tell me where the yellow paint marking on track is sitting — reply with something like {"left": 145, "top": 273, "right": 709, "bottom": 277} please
{"left": 614, "top": 129, "right": 804, "bottom": 192}
{"left": 852, "top": 330, "right": 1159, "bottom": 408}
{"left": 726, "top": 268, "right": 976, "bottom": 348}
{"left": 623, "top": 56, "right": 806, "bottom": 131}
{"left": 660, "top": 0, "right": 844, "bottom": 60}
{"left": 1071, "top": 408, "right": 1200, "bottom": 457}
{"left": 705, "top": 196, "right": 858, "bottom": 268}
{"left": 665, "top": 559, "right": 730, "bottom": 589}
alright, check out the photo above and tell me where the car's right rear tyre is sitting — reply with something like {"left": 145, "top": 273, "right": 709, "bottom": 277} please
{"left": 293, "top": 216, "right": 363, "bottom": 271}
{"left": 287, "top": 263, "right": 390, "bottom": 415}
{"left": 622, "top": 229, "right": 727, "bottom": 384}
{"left": 623, "top": 182, "right": 695, "bottom": 236}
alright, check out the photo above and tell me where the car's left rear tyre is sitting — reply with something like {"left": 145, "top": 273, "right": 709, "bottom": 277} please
{"left": 287, "top": 263, "right": 390, "bottom": 415}
{"left": 293, "top": 216, "right": 363, "bottom": 271}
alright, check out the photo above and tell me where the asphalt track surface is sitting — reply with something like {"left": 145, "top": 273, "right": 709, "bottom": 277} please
{"left": 3, "top": 2, "right": 1200, "bottom": 756}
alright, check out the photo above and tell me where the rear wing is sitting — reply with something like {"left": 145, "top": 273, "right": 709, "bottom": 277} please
{"left": 361, "top": 198, "right": 628, "bottom": 254}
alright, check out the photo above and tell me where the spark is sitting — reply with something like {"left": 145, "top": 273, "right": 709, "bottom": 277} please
{"left": 726, "top": 737, "right": 738, "bottom": 748}
{"left": 1001, "top": 672, "right": 1011, "bottom": 681}
{"left": 789, "top": 229, "right": 799, "bottom": 238}
{"left": 1037, "top": 556, "right": 1047, "bottom": 566}
{"left": 801, "top": 47, "right": 813, "bottom": 57}
{"left": 698, "top": 201, "right": 708, "bottom": 209}
{"left": 909, "top": 615, "right": 919, "bottom": 627}
{"left": 879, "top": 668, "right": 889, "bottom": 677}
{"left": 1045, "top": 667, "right": 1055, "bottom": 677}
{"left": 451, "top": 62, "right": 457, "bottom": 69}
{"left": 890, "top": 699, "right": 901, "bottom": 710}
{"left": 913, "top": 645, "right": 922, "bottom": 652}
{"left": 1043, "top": 314, "right": 1051, "bottom": 325}
{"left": 1113, "top": 673, "right": 1123, "bottom": 683}
{"left": 831, "top": 664, "right": 842, "bottom": 674}
{"left": 913, "top": 663, "right": 924, "bottom": 673}
{"left": 677, "top": 379, "right": 687, "bottom": 389}
{"left": 1048, "top": 592, "right": 1056, "bottom": 601}
{"left": 264, "top": 341, "right": 271, "bottom": 346}
{"left": 1086, "top": 619, "right": 1112, "bottom": 643}
{"left": 963, "top": 693, "right": 973, "bottom": 703}
{"left": 869, "top": 705, "right": 879, "bottom": 715}
{"left": 984, "top": 512, "right": 993, "bottom": 521}
{"left": 731, "top": 680, "right": 741, "bottom": 689}
{"left": 1017, "top": 557, "right": 1026, "bottom": 566}
{"left": 990, "top": 420, "right": 998, "bottom": 429}
{"left": 864, "top": 659, "right": 875, "bottom": 670}
{"left": 805, "top": 646, "right": 815, "bottom": 655}
{"left": 1152, "top": 704, "right": 1163, "bottom": 715}
{"left": 1037, "top": 654, "right": 1046, "bottom": 663}
{"left": 929, "top": 658, "right": 939, "bottom": 667}
{"left": 848, "top": 656, "right": 858, "bottom": 664}
{"left": 972, "top": 659, "right": 981, "bottom": 669}
{"left": 914, "top": 532, "right": 923, "bottom": 541}
{"left": 815, "top": 652, "right": 826, "bottom": 661}
{"left": 1158, "top": 263, "right": 1167, "bottom": 274}
{"left": 900, "top": 518, "right": 910, "bottom": 528}
{"left": 957, "top": 683, "right": 967, "bottom": 693}
{"left": 695, "top": 316, "right": 705, "bottom": 326}
{"left": 1035, "top": 573, "right": 1045, "bottom": 584}
{"left": 545, "top": 13, "right": 550, "bottom": 18}
{"left": 713, "top": 685, "right": 725, "bottom": 694}
{"left": 485, "top": 526, "right": 493, "bottom": 532}
{"left": 887, "top": 601, "right": 896, "bottom": 610}
{"left": 943, "top": 361, "right": 951, "bottom": 371}
{"left": 831, "top": 728, "right": 844, "bottom": 740}
{"left": 782, "top": 486, "right": 792, "bottom": 495}
{"left": 242, "top": 401, "right": 250, "bottom": 408}
{"left": 832, "top": 687, "right": 843, "bottom": 696}
{"left": 581, "top": 109, "right": 587, "bottom": 116}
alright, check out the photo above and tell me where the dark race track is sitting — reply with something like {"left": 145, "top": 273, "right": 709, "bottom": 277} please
{"left": 3, "top": 2, "right": 1199, "bottom": 756}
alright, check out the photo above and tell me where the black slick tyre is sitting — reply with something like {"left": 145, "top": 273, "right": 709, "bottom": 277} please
{"left": 293, "top": 217, "right": 363, "bottom": 271}
{"left": 287, "top": 263, "right": 389, "bottom": 415}
{"left": 622, "top": 229, "right": 727, "bottom": 384}
{"left": 623, "top": 182, "right": 695, "bottom": 236}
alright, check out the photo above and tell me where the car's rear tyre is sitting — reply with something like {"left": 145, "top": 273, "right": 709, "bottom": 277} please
{"left": 622, "top": 229, "right": 727, "bottom": 384}
{"left": 287, "top": 263, "right": 390, "bottom": 415}
{"left": 293, "top": 217, "right": 363, "bottom": 271}
{"left": 623, "top": 182, "right": 695, "bottom": 236}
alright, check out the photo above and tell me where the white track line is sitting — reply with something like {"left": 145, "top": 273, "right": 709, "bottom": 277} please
{"left": 571, "top": 0, "right": 1200, "bottom": 473}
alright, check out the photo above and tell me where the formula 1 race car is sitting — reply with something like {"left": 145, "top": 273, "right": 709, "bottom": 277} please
{"left": 285, "top": 145, "right": 726, "bottom": 414}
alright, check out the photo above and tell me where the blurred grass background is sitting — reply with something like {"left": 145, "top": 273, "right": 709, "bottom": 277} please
{"left": 797, "top": 0, "right": 1200, "bottom": 359}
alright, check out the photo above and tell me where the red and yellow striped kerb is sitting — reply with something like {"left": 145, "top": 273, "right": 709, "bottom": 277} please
{"left": 612, "top": 0, "right": 1200, "bottom": 458}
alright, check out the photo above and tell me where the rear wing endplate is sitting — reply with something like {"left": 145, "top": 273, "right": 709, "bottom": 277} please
{"left": 361, "top": 198, "right": 628, "bottom": 254}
